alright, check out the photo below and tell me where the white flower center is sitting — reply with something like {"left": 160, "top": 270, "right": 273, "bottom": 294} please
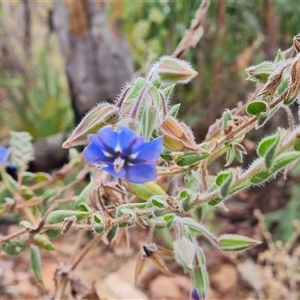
{"left": 113, "top": 157, "right": 125, "bottom": 173}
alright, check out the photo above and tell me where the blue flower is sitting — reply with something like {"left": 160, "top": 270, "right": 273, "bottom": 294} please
{"left": 83, "top": 125, "right": 162, "bottom": 184}
{"left": 191, "top": 289, "right": 201, "bottom": 300}
{"left": 0, "top": 147, "right": 9, "bottom": 166}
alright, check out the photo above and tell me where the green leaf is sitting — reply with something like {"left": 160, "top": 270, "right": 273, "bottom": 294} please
{"left": 168, "top": 103, "right": 180, "bottom": 117}
{"left": 62, "top": 103, "right": 119, "bottom": 148}
{"left": 272, "top": 151, "right": 300, "bottom": 172}
{"left": 74, "top": 179, "right": 93, "bottom": 211}
{"left": 41, "top": 188, "right": 59, "bottom": 206}
{"left": 124, "top": 77, "right": 148, "bottom": 102}
{"left": 257, "top": 134, "right": 278, "bottom": 157}
{"left": 257, "top": 106, "right": 280, "bottom": 128}
{"left": 218, "top": 234, "right": 261, "bottom": 251}
{"left": 21, "top": 172, "right": 51, "bottom": 184}
{"left": 235, "top": 149, "right": 244, "bottom": 163}
{"left": 163, "top": 214, "right": 175, "bottom": 228}
{"left": 182, "top": 217, "right": 218, "bottom": 246}
{"left": 93, "top": 224, "right": 104, "bottom": 234}
{"left": 156, "top": 56, "right": 198, "bottom": 85}
{"left": 19, "top": 220, "right": 33, "bottom": 230}
{"left": 245, "top": 61, "right": 274, "bottom": 83}
{"left": 2, "top": 240, "right": 27, "bottom": 256}
{"left": 163, "top": 85, "right": 175, "bottom": 101}
{"left": 215, "top": 171, "right": 230, "bottom": 186}
{"left": 21, "top": 172, "right": 36, "bottom": 183}
{"left": 33, "top": 234, "right": 55, "bottom": 250}
{"left": 246, "top": 101, "right": 268, "bottom": 116}
{"left": 20, "top": 185, "right": 35, "bottom": 200}
{"left": 141, "top": 104, "right": 158, "bottom": 141}
{"left": 294, "top": 140, "right": 300, "bottom": 151}
{"left": 222, "top": 109, "right": 233, "bottom": 131}
{"left": 175, "top": 152, "right": 210, "bottom": 167}
{"left": 130, "top": 182, "right": 166, "bottom": 201}
{"left": 10, "top": 131, "right": 34, "bottom": 169}
{"left": 173, "top": 237, "right": 196, "bottom": 270}
{"left": 283, "top": 94, "right": 297, "bottom": 106}
{"left": 119, "top": 208, "right": 137, "bottom": 222}
{"left": 225, "top": 146, "right": 236, "bottom": 167}
{"left": 192, "top": 266, "right": 209, "bottom": 298}
{"left": 177, "top": 189, "right": 194, "bottom": 211}
{"left": 264, "top": 131, "right": 280, "bottom": 169}
{"left": 277, "top": 75, "right": 289, "bottom": 95}
{"left": 215, "top": 169, "right": 234, "bottom": 198}
{"left": 46, "top": 210, "right": 91, "bottom": 238}
{"left": 196, "top": 247, "right": 206, "bottom": 266}
{"left": 275, "top": 49, "right": 284, "bottom": 62}
{"left": 147, "top": 195, "right": 167, "bottom": 209}
{"left": 93, "top": 213, "right": 104, "bottom": 225}
{"left": 0, "top": 170, "right": 18, "bottom": 193}
{"left": 250, "top": 170, "right": 271, "bottom": 184}
{"left": 208, "top": 197, "right": 222, "bottom": 206}
{"left": 160, "top": 151, "right": 173, "bottom": 161}
{"left": 30, "top": 245, "right": 44, "bottom": 285}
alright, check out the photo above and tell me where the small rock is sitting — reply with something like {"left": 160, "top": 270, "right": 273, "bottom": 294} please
{"left": 173, "top": 275, "right": 192, "bottom": 294}
{"left": 97, "top": 272, "right": 148, "bottom": 299}
{"left": 210, "top": 264, "right": 238, "bottom": 292}
{"left": 149, "top": 275, "right": 183, "bottom": 300}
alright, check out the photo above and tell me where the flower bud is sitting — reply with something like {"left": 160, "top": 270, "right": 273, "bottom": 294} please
{"left": 293, "top": 33, "right": 300, "bottom": 53}
{"left": 155, "top": 56, "right": 198, "bottom": 84}
{"left": 62, "top": 103, "right": 119, "bottom": 148}
{"left": 159, "top": 116, "right": 198, "bottom": 151}
{"left": 218, "top": 234, "right": 262, "bottom": 251}
{"left": 245, "top": 61, "right": 274, "bottom": 83}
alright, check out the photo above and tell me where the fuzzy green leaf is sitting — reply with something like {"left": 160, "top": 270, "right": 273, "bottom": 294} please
{"left": 250, "top": 170, "right": 271, "bottom": 184}
{"left": 156, "top": 56, "right": 198, "bottom": 85}
{"left": 168, "top": 103, "right": 181, "bottom": 117}
{"left": 222, "top": 109, "right": 233, "bottom": 131}
{"left": 246, "top": 101, "right": 268, "bottom": 116}
{"left": 192, "top": 266, "right": 209, "bottom": 298}
{"left": 219, "top": 234, "right": 261, "bottom": 251}
{"left": 46, "top": 210, "right": 91, "bottom": 238}
{"left": 62, "top": 103, "right": 119, "bottom": 148}
{"left": 74, "top": 179, "right": 93, "bottom": 211}
{"left": 272, "top": 151, "right": 300, "bottom": 172}
{"left": 33, "top": 234, "right": 55, "bottom": 250}
{"left": 277, "top": 75, "right": 289, "bottom": 95}
{"left": 130, "top": 182, "right": 166, "bottom": 201}
{"left": 175, "top": 152, "right": 210, "bottom": 167}
{"left": 2, "top": 240, "right": 27, "bottom": 256}
{"left": 215, "top": 170, "right": 234, "bottom": 198}
{"left": 10, "top": 131, "right": 34, "bottom": 169}
{"left": 30, "top": 245, "right": 44, "bottom": 285}
{"left": 173, "top": 237, "right": 196, "bottom": 270}
{"left": 160, "top": 152, "right": 173, "bottom": 161}
{"left": 257, "top": 106, "right": 280, "bottom": 128}
{"left": 264, "top": 131, "right": 280, "bottom": 169}
{"left": 257, "top": 134, "right": 278, "bottom": 157}
{"left": 275, "top": 49, "right": 284, "bottom": 62}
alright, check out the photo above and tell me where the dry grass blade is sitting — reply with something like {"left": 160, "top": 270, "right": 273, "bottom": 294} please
{"left": 173, "top": 0, "right": 210, "bottom": 59}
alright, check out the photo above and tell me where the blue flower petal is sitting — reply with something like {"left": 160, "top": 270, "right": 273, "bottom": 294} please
{"left": 84, "top": 134, "right": 114, "bottom": 164}
{"left": 131, "top": 136, "right": 162, "bottom": 162}
{"left": 191, "top": 289, "right": 200, "bottom": 300}
{"left": 125, "top": 163, "right": 157, "bottom": 183}
{"left": 117, "top": 126, "right": 139, "bottom": 155}
{"left": 96, "top": 125, "right": 119, "bottom": 152}
{"left": 103, "top": 162, "right": 126, "bottom": 179}
{"left": 0, "top": 147, "right": 9, "bottom": 165}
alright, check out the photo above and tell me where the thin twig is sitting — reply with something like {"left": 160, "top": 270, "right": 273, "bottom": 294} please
{"left": 0, "top": 228, "right": 27, "bottom": 244}
{"left": 173, "top": 0, "right": 210, "bottom": 59}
